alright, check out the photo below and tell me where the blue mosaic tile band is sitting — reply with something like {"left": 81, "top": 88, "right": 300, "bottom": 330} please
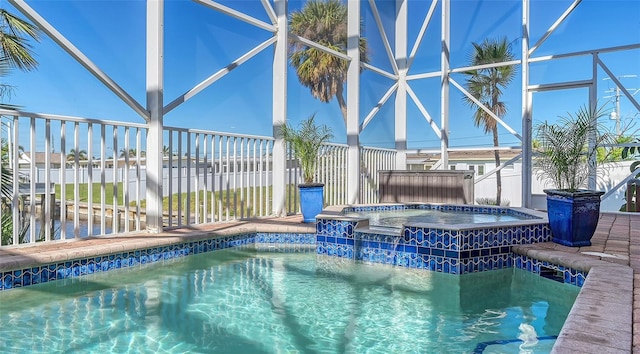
{"left": 316, "top": 242, "right": 354, "bottom": 259}
{"left": 514, "top": 254, "right": 586, "bottom": 287}
{"left": 346, "top": 231, "right": 515, "bottom": 275}
{"left": 255, "top": 232, "right": 315, "bottom": 244}
{"left": 342, "top": 203, "right": 542, "bottom": 220}
{"left": 402, "top": 224, "right": 552, "bottom": 252}
{"left": 0, "top": 232, "right": 313, "bottom": 291}
{"left": 316, "top": 219, "right": 357, "bottom": 238}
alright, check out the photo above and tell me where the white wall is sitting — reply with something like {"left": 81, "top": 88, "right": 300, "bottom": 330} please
{"left": 472, "top": 161, "right": 637, "bottom": 211}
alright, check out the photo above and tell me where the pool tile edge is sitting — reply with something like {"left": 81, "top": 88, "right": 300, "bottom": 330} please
{"left": 512, "top": 244, "right": 633, "bottom": 354}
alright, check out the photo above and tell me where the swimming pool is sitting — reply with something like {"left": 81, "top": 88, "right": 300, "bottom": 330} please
{"left": 0, "top": 247, "right": 579, "bottom": 353}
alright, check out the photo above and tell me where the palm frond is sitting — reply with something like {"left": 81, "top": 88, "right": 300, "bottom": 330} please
{"left": 288, "top": 0, "right": 368, "bottom": 124}
{"left": 280, "top": 114, "right": 333, "bottom": 184}
{"left": 0, "top": 9, "right": 41, "bottom": 71}
{"left": 533, "top": 104, "right": 614, "bottom": 190}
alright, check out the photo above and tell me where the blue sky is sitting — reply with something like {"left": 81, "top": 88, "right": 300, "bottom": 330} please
{"left": 3, "top": 0, "right": 640, "bottom": 153}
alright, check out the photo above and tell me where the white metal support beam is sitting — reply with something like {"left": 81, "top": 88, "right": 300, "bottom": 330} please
{"left": 272, "top": 0, "right": 287, "bottom": 216}
{"left": 361, "top": 83, "right": 399, "bottom": 133}
{"left": 368, "top": 0, "right": 399, "bottom": 75}
{"left": 146, "top": 0, "right": 164, "bottom": 232}
{"left": 521, "top": 0, "right": 532, "bottom": 208}
{"left": 450, "top": 60, "right": 521, "bottom": 74}
{"left": 476, "top": 154, "right": 523, "bottom": 183}
{"left": 407, "top": 0, "right": 438, "bottom": 72}
{"left": 588, "top": 54, "right": 598, "bottom": 190}
{"left": 406, "top": 84, "right": 441, "bottom": 139}
{"left": 407, "top": 71, "right": 442, "bottom": 81}
{"left": 395, "top": 0, "right": 408, "bottom": 169}
{"left": 597, "top": 57, "right": 640, "bottom": 113}
{"left": 450, "top": 78, "right": 523, "bottom": 141}
{"left": 260, "top": 0, "right": 277, "bottom": 25}
{"left": 347, "top": 0, "right": 361, "bottom": 204}
{"left": 529, "top": 43, "right": 640, "bottom": 63}
{"left": 440, "top": 0, "right": 450, "bottom": 169}
{"left": 529, "top": 0, "right": 582, "bottom": 56}
{"left": 164, "top": 37, "right": 277, "bottom": 115}
{"left": 9, "top": 0, "right": 150, "bottom": 122}
{"left": 528, "top": 80, "right": 593, "bottom": 91}
{"left": 194, "top": 0, "right": 277, "bottom": 32}
{"left": 361, "top": 62, "right": 397, "bottom": 80}
{"left": 289, "top": 34, "right": 352, "bottom": 62}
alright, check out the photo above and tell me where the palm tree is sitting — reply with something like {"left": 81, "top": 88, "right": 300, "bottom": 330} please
{"left": 463, "top": 38, "right": 516, "bottom": 206}
{"left": 0, "top": 10, "right": 39, "bottom": 244}
{"left": 0, "top": 8, "right": 41, "bottom": 71}
{"left": 288, "top": 0, "right": 368, "bottom": 125}
{"left": 67, "top": 148, "right": 88, "bottom": 161}
{"left": 120, "top": 148, "right": 137, "bottom": 158}
{"left": 0, "top": 55, "right": 18, "bottom": 104}
{"left": 162, "top": 145, "right": 170, "bottom": 157}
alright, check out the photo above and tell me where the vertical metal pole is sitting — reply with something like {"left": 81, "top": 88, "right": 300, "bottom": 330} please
{"left": 272, "top": 0, "right": 287, "bottom": 216}
{"left": 12, "top": 117, "right": 20, "bottom": 244}
{"left": 87, "top": 123, "right": 94, "bottom": 235}
{"left": 29, "top": 118, "right": 36, "bottom": 242}
{"left": 615, "top": 86, "right": 621, "bottom": 136}
{"left": 112, "top": 126, "right": 118, "bottom": 233}
{"left": 440, "top": 0, "right": 450, "bottom": 169}
{"left": 44, "top": 120, "right": 51, "bottom": 241}
{"left": 588, "top": 53, "right": 598, "bottom": 190}
{"left": 347, "top": 0, "right": 361, "bottom": 204}
{"left": 395, "top": 0, "right": 407, "bottom": 170}
{"left": 146, "top": 0, "right": 164, "bottom": 232}
{"left": 521, "top": 0, "right": 532, "bottom": 208}
{"left": 168, "top": 132, "right": 173, "bottom": 226}
{"left": 73, "top": 122, "right": 80, "bottom": 238}
{"left": 100, "top": 125, "right": 106, "bottom": 235}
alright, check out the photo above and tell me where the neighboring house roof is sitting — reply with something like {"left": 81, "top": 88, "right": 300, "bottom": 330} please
{"left": 19, "top": 152, "right": 65, "bottom": 165}
{"left": 407, "top": 149, "right": 523, "bottom": 164}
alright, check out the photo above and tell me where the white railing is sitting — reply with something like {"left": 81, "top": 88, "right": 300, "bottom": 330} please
{"left": 285, "top": 143, "right": 397, "bottom": 213}
{"left": 162, "top": 127, "right": 275, "bottom": 227}
{"left": 0, "top": 110, "right": 148, "bottom": 246}
{"left": 360, "top": 146, "right": 397, "bottom": 203}
{"left": 316, "top": 143, "right": 348, "bottom": 207}
{"left": 0, "top": 109, "right": 398, "bottom": 247}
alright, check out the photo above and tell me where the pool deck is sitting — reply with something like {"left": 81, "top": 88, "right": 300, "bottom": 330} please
{"left": 514, "top": 212, "right": 640, "bottom": 354}
{"left": 1, "top": 212, "right": 639, "bottom": 353}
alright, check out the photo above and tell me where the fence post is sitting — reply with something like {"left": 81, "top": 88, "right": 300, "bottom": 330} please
{"left": 145, "top": 0, "right": 164, "bottom": 232}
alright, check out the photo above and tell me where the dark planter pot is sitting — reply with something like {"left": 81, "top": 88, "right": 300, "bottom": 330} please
{"left": 299, "top": 183, "right": 324, "bottom": 223}
{"left": 544, "top": 189, "right": 604, "bottom": 247}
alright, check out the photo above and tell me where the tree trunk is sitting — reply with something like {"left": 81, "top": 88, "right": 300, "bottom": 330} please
{"left": 492, "top": 126, "right": 502, "bottom": 205}
{"left": 336, "top": 83, "right": 348, "bottom": 125}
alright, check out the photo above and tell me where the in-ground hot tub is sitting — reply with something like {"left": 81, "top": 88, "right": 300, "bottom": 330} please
{"left": 316, "top": 203, "right": 553, "bottom": 275}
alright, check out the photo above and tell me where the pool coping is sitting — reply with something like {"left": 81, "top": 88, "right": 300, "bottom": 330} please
{"left": 0, "top": 215, "right": 633, "bottom": 353}
{"left": 319, "top": 204, "right": 550, "bottom": 231}
{"left": 512, "top": 244, "right": 633, "bottom": 353}
{"left": 0, "top": 219, "right": 315, "bottom": 273}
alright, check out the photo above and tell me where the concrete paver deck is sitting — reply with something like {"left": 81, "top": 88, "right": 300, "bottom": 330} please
{"left": 0, "top": 212, "right": 639, "bottom": 353}
{"left": 515, "top": 212, "right": 639, "bottom": 353}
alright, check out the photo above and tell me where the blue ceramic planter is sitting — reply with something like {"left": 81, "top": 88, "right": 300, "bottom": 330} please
{"left": 544, "top": 189, "right": 604, "bottom": 247}
{"left": 299, "top": 184, "right": 324, "bottom": 223}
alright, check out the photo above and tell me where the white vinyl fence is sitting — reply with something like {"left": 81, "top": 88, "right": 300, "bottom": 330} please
{"left": 0, "top": 110, "right": 397, "bottom": 247}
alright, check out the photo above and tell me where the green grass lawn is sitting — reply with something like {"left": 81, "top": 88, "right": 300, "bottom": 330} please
{"left": 55, "top": 183, "right": 300, "bottom": 217}
{"left": 55, "top": 182, "right": 125, "bottom": 205}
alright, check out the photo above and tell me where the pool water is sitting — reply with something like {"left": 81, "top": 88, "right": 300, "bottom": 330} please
{"left": 344, "top": 208, "right": 529, "bottom": 228}
{"left": 0, "top": 247, "right": 579, "bottom": 353}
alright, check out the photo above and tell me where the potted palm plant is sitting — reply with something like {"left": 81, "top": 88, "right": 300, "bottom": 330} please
{"left": 280, "top": 114, "right": 333, "bottom": 223}
{"left": 533, "top": 104, "right": 613, "bottom": 247}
